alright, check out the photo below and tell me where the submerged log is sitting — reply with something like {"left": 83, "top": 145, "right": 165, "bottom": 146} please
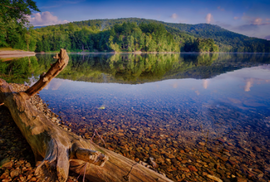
{"left": 0, "top": 49, "right": 172, "bottom": 182}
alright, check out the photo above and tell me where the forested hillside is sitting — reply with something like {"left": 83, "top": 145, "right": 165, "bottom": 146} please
{"left": 1, "top": 16, "right": 269, "bottom": 52}
{"left": 69, "top": 18, "right": 270, "bottom": 52}
{"left": 34, "top": 21, "right": 218, "bottom": 53}
{"left": 162, "top": 22, "right": 270, "bottom": 52}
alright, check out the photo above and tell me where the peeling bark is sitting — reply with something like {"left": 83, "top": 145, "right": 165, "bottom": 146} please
{"left": 0, "top": 49, "right": 173, "bottom": 182}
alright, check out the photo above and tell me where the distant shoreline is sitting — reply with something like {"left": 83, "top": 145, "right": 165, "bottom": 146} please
{"left": 36, "top": 51, "right": 181, "bottom": 54}
{"left": 36, "top": 51, "right": 222, "bottom": 54}
{"left": 1, "top": 50, "right": 269, "bottom": 61}
{"left": 35, "top": 51, "right": 270, "bottom": 55}
{"left": 0, "top": 50, "right": 36, "bottom": 61}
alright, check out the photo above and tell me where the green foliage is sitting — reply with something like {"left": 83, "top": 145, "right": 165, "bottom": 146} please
{"left": 34, "top": 22, "right": 181, "bottom": 53}
{"left": 0, "top": 56, "right": 39, "bottom": 83}
{"left": 194, "top": 38, "right": 219, "bottom": 52}
{"left": 162, "top": 22, "right": 270, "bottom": 52}
{"left": 0, "top": 0, "right": 40, "bottom": 51}
{"left": 3, "top": 14, "right": 268, "bottom": 53}
{"left": 68, "top": 18, "right": 270, "bottom": 52}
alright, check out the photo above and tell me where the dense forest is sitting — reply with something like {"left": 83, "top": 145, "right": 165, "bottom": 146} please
{"left": 69, "top": 18, "right": 270, "bottom": 52}
{"left": 34, "top": 21, "right": 219, "bottom": 53}
{"left": 1, "top": 6, "right": 269, "bottom": 53}
{"left": 35, "top": 22, "right": 179, "bottom": 52}
{"left": 1, "top": 8, "right": 219, "bottom": 53}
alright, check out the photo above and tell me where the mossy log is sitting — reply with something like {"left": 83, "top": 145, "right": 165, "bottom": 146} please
{"left": 0, "top": 49, "right": 172, "bottom": 182}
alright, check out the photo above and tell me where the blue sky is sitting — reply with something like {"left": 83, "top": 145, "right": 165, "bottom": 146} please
{"left": 29, "top": 0, "right": 270, "bottom": 40}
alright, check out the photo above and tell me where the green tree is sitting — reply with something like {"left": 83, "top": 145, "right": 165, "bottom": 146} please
{"left": 0, "top": 0, "right": 40, "bottom": 49}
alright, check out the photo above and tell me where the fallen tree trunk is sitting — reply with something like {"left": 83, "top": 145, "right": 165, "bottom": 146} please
{"left": 0, "top": 49, "right": 172, "bottom": 182}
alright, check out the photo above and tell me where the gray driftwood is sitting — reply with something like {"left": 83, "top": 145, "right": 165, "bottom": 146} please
{"left": 0, "top": 49, "right": 172, "bottom": 182}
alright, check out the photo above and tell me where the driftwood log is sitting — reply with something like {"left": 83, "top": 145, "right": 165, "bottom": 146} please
{"left": 0, "top": 49, "right": 173, "bottom": 182}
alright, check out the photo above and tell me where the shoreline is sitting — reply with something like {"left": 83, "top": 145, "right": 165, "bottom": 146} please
{"left": 0, "top": 83, "right": 80, "bottom": 181}
{"left": 0, "top": 81, "right": 264, "bottom": 181}
{"left": 0, "top": 82, "right": 167, "bottom": 181}
{"left": 35, "top": 51, "right": 270, "bottom": 55}
{"left": 1, "top": 50, "right": 268, "bottom": 60}
{"left": 36, "top": 51, "right": 181, "bottom": 54}
{"left": 0, "top": 50, "right": 36, "bottom": 61}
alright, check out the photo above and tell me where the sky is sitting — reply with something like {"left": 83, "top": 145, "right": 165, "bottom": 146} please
{"left": 29, "top": 0, "right": 270, "bottom": 40}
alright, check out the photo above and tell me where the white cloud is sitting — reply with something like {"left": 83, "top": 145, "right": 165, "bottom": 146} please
{"left": 28, "top": 11, "right": 69, "bottom": 26}
{"left": 171, "top": 13, "right": 178, "bottom": 20}
{"left": 253, "top": 18, "right": 263, "bottom": 25}
{"left": 241, "top": 14, "right": 270, "bottom": 26}
{"left": 205, "top": 13, "right": 213, "bottom": 24}
{"left": 234, "top": 17, "right": 239, "bottom": 20}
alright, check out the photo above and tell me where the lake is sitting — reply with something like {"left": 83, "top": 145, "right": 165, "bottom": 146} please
{"left": 1, "top": 53, "right": 270, "bottom": 181}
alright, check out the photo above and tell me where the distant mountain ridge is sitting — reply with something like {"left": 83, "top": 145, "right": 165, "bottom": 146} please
{"left": 67, "top": 18, "right": 270, "bottom": 52}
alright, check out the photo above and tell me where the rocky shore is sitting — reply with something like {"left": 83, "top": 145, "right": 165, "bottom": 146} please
{"left": 0, "top": 84, "right": 77, "bottom": 182}
{"left": 1, "top": 83, "right": 270, "bottom": 182}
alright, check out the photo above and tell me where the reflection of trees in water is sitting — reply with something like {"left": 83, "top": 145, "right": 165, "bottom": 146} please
{"left": 54, "top": 54, "right": 190, "bottom": 83}
{"left": 57, "top": 53, "right": 222, "bottom": 83}
{"left": 0, "top": 56, "right": 40, "bottom": 84}
{"left": 170, "top": 53, "right": 270, "bottom": 79}
{"left": 2, "top": 53, "right": 270, "bottom": 84}
{"left": 108, "top": 54, "right": 184, "bottom": 82}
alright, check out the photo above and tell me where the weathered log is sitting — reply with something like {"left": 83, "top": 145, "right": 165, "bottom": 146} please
{"left": 25, "top": 49, "right": 69, "bottom": 96}
{"left": 0, "top": 49, "right": 173, "bottom": 182}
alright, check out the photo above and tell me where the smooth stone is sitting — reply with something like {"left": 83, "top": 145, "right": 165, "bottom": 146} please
{"left": 199, "top": 142, "right": 205, "bottom": 146}
{"left": 0, "top": 158, "right": 13, "bottom": 168}
{"left": 10, "top": 169, "right": 21, "bottom": 178}
{"left": 206, "top": 174, "right": 223, "bottom": 182}
{"left": 188, "top": 165, "right": 198, "bottom": 172}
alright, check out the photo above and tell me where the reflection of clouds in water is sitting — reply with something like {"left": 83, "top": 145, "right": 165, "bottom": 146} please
{"left": 203, "top": 79, "right": 209, "bottom": 89}
{"left": 25, "top": 76, "right": 39, "bottom": 87}
{"left": 244, "top": 77, "right": 270, "bottom": 92}
{"left": 244, "top": 78, "right": 253, "bottom": 92}
{"left": 172, "top": 83, "right": 178, "bottom": 88}
{"left": 214, "top": 65, "right": 270, "bottom": 92}
{"left": 44, "top": 78, "right": 71, "bottom": 90}
{"left": 195, "top": 90, "right": 200, "bottom": 95}
{"left": 215, "top": 65, "right": 270, "bottom": 80}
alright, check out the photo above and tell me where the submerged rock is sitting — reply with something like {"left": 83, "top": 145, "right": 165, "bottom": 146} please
{"left": 0, "top": 158, "right": 13, "bottom": 169}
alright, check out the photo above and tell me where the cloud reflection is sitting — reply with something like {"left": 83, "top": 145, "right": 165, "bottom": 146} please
{"left": 203, "top": 79, "right": 209, "bottom": 89}
{"left": 244, "top": 78, "right": 253, "bottom": 92}
{"left": 44, "top": 78, "right": 71, "bottom": 90}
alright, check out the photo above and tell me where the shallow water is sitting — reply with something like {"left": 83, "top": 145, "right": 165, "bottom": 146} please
{"left": 2, "top": 53, "right": 270, "bottom": 181}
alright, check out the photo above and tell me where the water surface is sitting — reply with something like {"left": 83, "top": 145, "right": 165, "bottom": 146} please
{"left": 2, "top": 53, "right": 270, "bottom": 181}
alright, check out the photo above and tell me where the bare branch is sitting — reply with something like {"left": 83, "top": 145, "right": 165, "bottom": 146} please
{"left": 25, "top": 49, "right": 69, "bottom": 96}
